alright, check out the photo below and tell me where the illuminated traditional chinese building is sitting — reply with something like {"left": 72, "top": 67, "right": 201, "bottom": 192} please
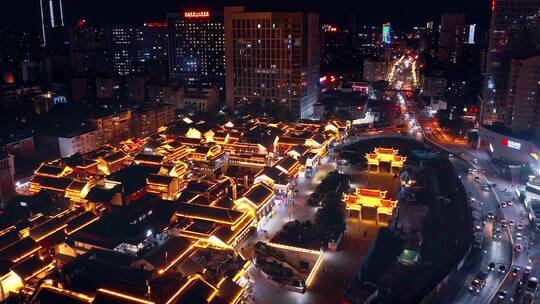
{"left": 365, "top": 148, "right": 407, "bottom": 173}
{"left": 343, "top": 188, "right": 398, "bottom": 226}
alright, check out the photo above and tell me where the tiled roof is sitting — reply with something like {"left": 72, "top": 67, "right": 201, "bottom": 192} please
{"left": 134, "top": 153, "right": 164, "bottom": 164}
{"left": 176, "top": 203, "right": 245, "bottom": 225}
{"left": 243, "top": 183, "right": 274, "bottom": 208}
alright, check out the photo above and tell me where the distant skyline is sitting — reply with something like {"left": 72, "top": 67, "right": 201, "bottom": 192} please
{"left": 2, "top": 0, "right": 491, "bottom": 32}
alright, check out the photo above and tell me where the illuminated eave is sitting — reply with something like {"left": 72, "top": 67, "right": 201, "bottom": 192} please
{"left": 66, "top": 217, "right": 100, "bottom": 235}
{"left": 12, "top": 246, "right": 41, "bottom": 263}
{"left": 42, "top": 285, "right": 93, "bottom": 303}
{"left": 34, "top": 224, "right": 67, "bottom": 242}
{"left": 158, "top": 242, "right": 197, "bottom": 274}
{"left": 97, "top": 288, "right": 155, "bottom": 304}
{"left": 165, "top": 274, "right": 217, "bottom": 304}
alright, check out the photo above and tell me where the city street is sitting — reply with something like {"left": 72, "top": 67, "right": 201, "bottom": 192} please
{"left": 387, "top": 55, "right": 539, "bottom": 303}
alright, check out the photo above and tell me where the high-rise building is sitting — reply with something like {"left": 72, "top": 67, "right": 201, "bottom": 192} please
{"left": 167, "top": 10, "right": 225, "bottom": 87}
{"left": 382, "top": 23, "right": 391, "bottom": 43}
{"left": 418, "top": 27, "right": 435, "bottom": 51}
{"left": 506, "top": 55, "right": 540, "bottom": 136}
{"left": 137, "top": 22, "right": 168, "bottom": 72}
{"left": 225, "top": 6, "right": 320, "bottom": 119}
{"left": 111, "top": 25, "right": 139, "bottom": 76}
{"left": 39, "top": 0, "right": 65, "bottom": 46}
{"left": 321, "top": 24, "right": 350, "bottom": 73}
{"left": 68, "top": 22, "right": 112, "bottom": 76}
{"left": 481, "top": 0, "right": 540, "bottom": 125}
{"left": 438, "top": 14, "right": 465, "bottom": 64}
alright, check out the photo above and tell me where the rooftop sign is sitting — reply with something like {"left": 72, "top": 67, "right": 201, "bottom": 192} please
{"left": 184, "top": 11, "right": 210, "bottom": 18}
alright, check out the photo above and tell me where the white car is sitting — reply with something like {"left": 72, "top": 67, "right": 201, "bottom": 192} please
{"left": 516, "top": 233, "right": 523, "bottom": 241}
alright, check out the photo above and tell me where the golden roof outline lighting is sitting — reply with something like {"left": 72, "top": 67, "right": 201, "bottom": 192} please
{"left": 97, "top": 288, "right": 155, "bottom": 304}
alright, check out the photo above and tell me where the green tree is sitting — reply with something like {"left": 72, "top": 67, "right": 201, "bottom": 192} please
{"left": 314, "top": 193, "right": 346, "bottom": 246}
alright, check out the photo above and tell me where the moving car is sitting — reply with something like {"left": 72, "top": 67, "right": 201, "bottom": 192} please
{"left": 473, "top": 158, "right": 479, "bottom": 164}
{"left": 517, "top": 223, "right": 524, "bottom": 230}
{"left": 515, "top": 244, "right": 523, "bottom": 253}
{"left": 469, "top": 272, "right": 488, "bottom": 293}
{"left": 497, "top": 290, "right": 507, "bottom": 300}
{"left": 507, "top": 200, "right": 513, "bottom": 206}
{"left": 488, "top": 212, "right": 495, "bottom": 219}
{"left": 483, "top": 184, "right": 491, "bottom": 191}
{"left": 488, "top": 262, "right": 496, "bottom": 271}
{"left": 524, "top": 277, "right": 538, "bottom": 303}
{"left": 526, "top": 277, "right": 538, "bottom": 294}
{"left": 500, "top": 202, "right": 507, "bottom": 208}
{"left": 475, "top": 176, "right": 481, "bottom": 182}
{"left": 512, "top": 267, "right": 520, "bottom": 278}
{"left": 521, "top": 266, "right": 532, "bottom": 282}
{"left": 493, "top": 228, "right": 503, "bottom": 239}
{"left": 516, "top": 232, "right": 523, "bottom": 241}
{"left": 499, "top": 265, "right": 506, "bottom": 274}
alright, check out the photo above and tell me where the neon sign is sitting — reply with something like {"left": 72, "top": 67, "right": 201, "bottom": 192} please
{"left": 501, "top": 137, "right": 521, "bottom": 150}
{"left": 144, "top": 22, "right": 167, "bottom": 28}
{"left": 184, "top": 11, "right": 210, "bottom": 18}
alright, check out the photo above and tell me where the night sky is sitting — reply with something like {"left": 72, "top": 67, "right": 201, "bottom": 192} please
{"left": 3, "top": 0, "right": 491, "bottom": 32}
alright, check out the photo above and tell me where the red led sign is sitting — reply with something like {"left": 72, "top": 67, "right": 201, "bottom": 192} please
{"left": 184, "top": 11, "right": 210, "bottom": 18}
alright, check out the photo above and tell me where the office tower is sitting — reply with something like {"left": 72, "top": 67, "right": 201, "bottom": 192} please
{"left": 39, "top": 0, "right": 65, "bottom": 46}
{"left": 506, "top": 55, "right": 540, "bottom": 136}
{"left": 111, "top": 25, "right": 139, "bottom": 76}
{"left": 438, "top": 14, "right": 465, "bottom": 64}
{"left": 321, "top": 24, "right": 347, "bottom": 72}
{"left": 137, "top": 22, "right": 168, "bottom": 72}
{"left": 68, "top": 22, "right": 112, "bottom": 76}
{"left": 167, "top": 10, "right": 225, "bottom": 87}
{"left": 481, "top": 0, "right": 540, "bottom": 125}
{"left": 382, "top": 23, "right": 391, "bottom": 43}
{"left": 418, "top": 27, "right": 435, "bottom": 51}
{"left": 225, "top": 6, "right": 320, "bottom": 119}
